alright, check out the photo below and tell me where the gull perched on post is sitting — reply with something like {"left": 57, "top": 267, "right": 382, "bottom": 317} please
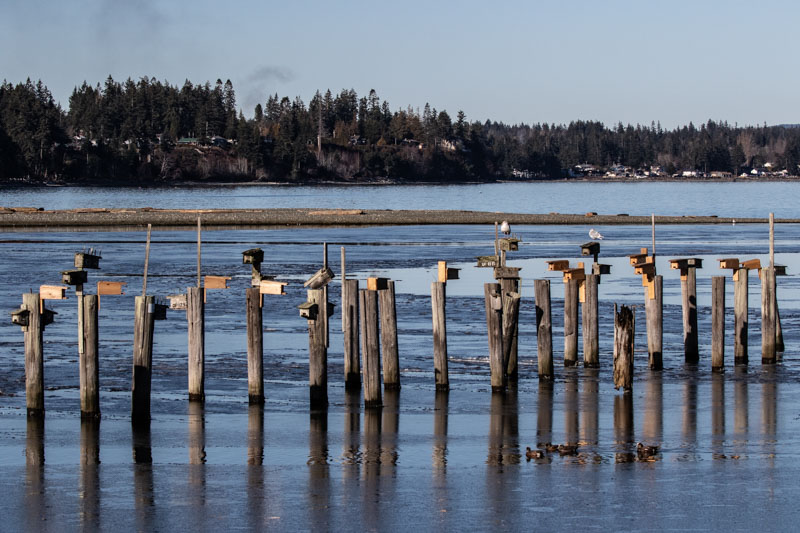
{"left": 500, "top": 220, "right": 511, "bottom": 235}
{"left": 589, "top": 228, "right": 604, "bottom": 240}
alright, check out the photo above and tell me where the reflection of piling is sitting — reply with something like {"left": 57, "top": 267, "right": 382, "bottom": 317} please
{"left": 360, "top": 289, "right": 382, "bottom": 408}
{"left": 564, "top": 279, "right": 579, "bottom": 366}
{"left": 247, "top": 404, "right": 264, "bottom": 465}
{"left": 189, "top": 401, "right": 206, "bottom": 465}
{"left": 683, "top": 378, "right": 697, "bottom": 445}
{"left": 484, "top": 283, "right": 505, "bottom": 392}
{"left": 80, "top": 294, "right": 100, "bottom": 418}
{"left": 379, "top": 281, "right": 400, "bottom": 390}
{"left": 614, "top": 393, "right": 634, "bottom": 460}
{"left": 535, "top": 280, "right": 553, "bottom": 380}
{"left": 643, "top": 373, "right": 662, "bottom": 444}
{"left": 761, "top": 266, "right": 777, "bottom": 364}
{"left": 342, "top": 279, "right": 361, "bottom": 390}
{"left": 308, "top": 289, "right": 328, "bottom": 409}
{"left": 382, "top": 389, "right": 399, "bottom": 466}
{"left": 433, "top": 391, "right": 448, "bottom": 468}
{"left": 132, "top": 295, "right": 155, "bottom": 424}
{"left": 581, "top": 369, "right": 599, "bottom": 446}
{"left": 431, "top": 281, "right": 449, "bottom": 391}
{"left": 711, "top": 276, "right": 725, "bottom": 371}
{"left": 246, "top": 288, "right": 264, "bottom": 404}
{"left": 582, "top": 274, "right": 599, "bottom": 367}
{"left": 23, "top": 293, "right": 44, "bottom": 417}
{"left": 711, "top": 373, "right": 725, "bottom": 452}
{"left": 734, "top": 367, "right": 749, "bottom": 442}
{"left": 645, "top": 275, "right": 663, "bottom": 370}
{"left": 536, "top": 381, "right": 554, "bottom": 447}
{"left": 187, "top": 286, "right": 205, "bottom": 402}
{"left": 564, "top": 374, "right": 579, "bottom": 446}
{"left": 80, "top": 418, "right": 101, "bottom": 530}
{"left": 734, "top": 268, "right": 748, "bottom": 365}
{"left": 613, "top": 304, "right": 634, "bottom": 391}
{"left": 26, "top": 415, "right": 45, "bottom": 466}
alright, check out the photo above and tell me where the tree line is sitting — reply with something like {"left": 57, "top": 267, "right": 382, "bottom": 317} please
{"left": 2, "top": 76, "right": 800, "bottom": 184}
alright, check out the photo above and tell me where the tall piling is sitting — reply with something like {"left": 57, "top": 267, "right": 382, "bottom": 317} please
{"left": 484, "top": 283, "right": 505, "bottom": 392}
{"left": 502, "top": 291, "right": 521, "bottom": 379}
{"left": 431, "top": 281, "right": 449, "bottom": 391}
{"left": 535, "top": 280, "right": 553, "bottom": 380}
{"left": 613, "top": 304, "right": 634, "bottom": 391}
{"left": 23, "top": 292, "right": 44, "bottom": 417}
{"left": 499, "top": 278, "right": 520, "bottom": 381}
{"left": 711, "top": 276, "right": 725, "bottom": 371}
{"left": 360, "top": 288, "right": 382, "bottom": 407}
{"left": 582, "top": 274, "right": 599, "bottom": 367}
{"left": 342, "top": 279, "right": 361, "bottom": 390}
{"left": 681, "top": 267, "right": 699, "bottom": 363}
{"left": 734, "top": 267, "right": 748, "bottom": 365}
{"left": 80, "top": 294, "right": 100, "bottom": 417}
{"left": 307, "top": 289, "right": 328, "bottom": 409}
{"left": 246, "top": 287, "right": 264, "bottom": 404}
{"left": 379, "top": 280, "right": 400, "bottom": 390}
{"left": 563, "top": 279, "right": 579, "bottom": 366}
{"left": 187, "top": 286, "right": 205, "bottom": 402}
{"left": 131, "top": 295, "right": 155, "bottom": 424}
{"left": 645, "top": 275, "right": 663, "bottom": 370}
{"left": 761, "top": 266, "right": 777, "bottom": 364}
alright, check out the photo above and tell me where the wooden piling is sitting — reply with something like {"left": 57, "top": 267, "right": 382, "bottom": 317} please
{"left": 564, "top": 279, "right": 579, "bottom": 366}
{"left": 360, "top": 288, "right": 382, "bottom": 407}
{"left": 484, "top": 283, "right": 505, "bottom": 392}
{"left": 582, "top": 274, "right": 599, "bottom": 368}
{"left": 80, "top": 294, "right": 100, "bottom": 417}
{"left": 645, "top": 275, "right": 663, "bottom": 370}
{"left": 776, "top": 298, "right": 784, "bottom": 352}
{"left": 711, "top": 276, "right": 725, "bottom": 371}
{"left": 308, "top": 289, "right": 328, "bottom": 409}
{"left": 187, "top": 286, "right": 205, "bottom": 402}
{"left": 535, "top": 279, "right": 553, "bottom": 380}
{"left": 734, "top": 267, "right": 748, "bottom": 365}
{"left": 761, "top": 266, "right": 777, "bottom": 364}
{"left": 681, "top": 267, "right": 699, "bottom": 363}
{"left": 499, "top": 278, "right": 520, "bottom": 381}
{"left": 501, "top": 291, "right": 521, "bottom": 378}
{"left": 342, "top": 279, "right": 361, "bottom": 390}
{"left": 246, "top": 287, "right": 264, "bottom": 404}
{"left": 431, "top": 281, "right": 449, "bottom": 391}
{"left": 131, "top": 295, "right": 155, "bottom": 424}
{"left": 379, "top": 280, "right": 400, "bottom": 390}
{"left": 613, "top": 304, "right": 634, "bottom": 391}
{"left": 23, "top": 292, "right": 44, "bottom": 417}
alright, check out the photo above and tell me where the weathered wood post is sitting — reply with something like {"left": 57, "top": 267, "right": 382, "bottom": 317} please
{"left": 484, "top": 283, "right": 505, "bottom": 392}
{"left": 431, "top": 281, "right": 448, "bottom": 391}
{"left": 360, "top": 288, "right": 382, "bottom": 407}
{"left": 711, "top": 276, "right": 725, "bottom": 371}
{"left": 132, "top": 295, "right": 155, "bottom": 424}
{"left": 379, "top": 280, "right": 400, "bottom": 390}
{"left": 645, "top": 275, "right": 663, "bottom": 370}
{"left": 80, "top": 294, "right": 100, "bottom": 418}
{"left": 670, "top": 258, "right": 702, "bottom": 364}
{"left": 187, "top": 286, "right": 205, "bottom": 402}
{"left": 246, "top": 287, "right": 264, "bottom": 404}
{"left": 343, "top": 279, "right": 361, "bottom": 390}
{"left": 535, "top": 279, "right": 553, "bottom": 380}
{"left": 22, "top": 292, "right": 44, "bottom": 417}
{"left": 613, "top": 304, "right": 634, "bottom": 391}
{"left": 564, "top": 278, "right": 579, "bottom": 366}
{"left": 734, "top": 266, "right": 749, "bottom": 365}
{"left": 761, "top": 266, "right": 777, "bottom": 364}
{"left": 582, "top": 274, "right": 599, "bottom": 368}
{"left": 501, "top": 291, "right": 521, "bottom": 378}
{"left": 306, "top": 289, "right": 328, "bottom": 409}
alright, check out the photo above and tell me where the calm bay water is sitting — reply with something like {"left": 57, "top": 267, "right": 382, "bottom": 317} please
{"left": 1, "top": 183, "right": 800, "bottom": 529}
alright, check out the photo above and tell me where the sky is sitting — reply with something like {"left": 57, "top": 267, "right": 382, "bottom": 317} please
{"left": 1, "top": 0, "right": 796, "bottom": 129}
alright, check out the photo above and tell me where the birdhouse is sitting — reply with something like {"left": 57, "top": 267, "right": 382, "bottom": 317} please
{"left": 774, "top": 265, "right": 788, "bottom": 276}
{"left": 437, "top": 261, "right": 460, "bottom": 283}
{"left": 259, "top": 279, "right": 287, "bottom": 295}
{"left": 580, "top": 242, "right": 600, "bottom": 257}
{"left": 494, "top": 266, "right": 521, "bottom": 280}
{"left": 39, "top": 285, "right": 68, "bottom": 311}
{"left": 242, "top": 248, "right": 264, "bottom": 265}
{"left": 61, "top": 269, "right": 88, "bottom": 286}
{"left": 628, "top": 248, "right": 649, "bottom": 266}
{"left": 204, "top": 275, "right": 231, "bottom": 289}
{"left": 367, "top": 277, "right": 389, "bottom": 291}
{"left": 74, "top": 251, "right": 101, "bottom": 269}
{"left": 304, "top": 267, "right": 334, "bottom": 289}
{"left": 168, "top": 293, "right": 188, "bottom": 310}
{"left": 592, "top": 263, "right": 611, "bottom": 276}
{"left": 10, "top": 307, "right": 29, "bottom": 327}
{"left": 41, "top": 307, "right": 56, "bottom": 327}
{"left": 740, "top": 259, "right": 761, "bottom": 271}
{"left": 718, "top": 258, "right": 739, "bottom": 270}
{"left": 498, "top": 237, "right": 520, "bottom": 252}
{"left": 546, "top": 260, "right": 570, "bottom": 272}
{"left": 563, "top": 267, "right": 585, "bottom": 282}
{"left": 476, "top": 255, "right": 499, "bottom": 268}
{"left": 634, "top": 262, "right": 656, "bottom": 277}
{"left": 152, "top": 301, "right": 168, "bottom": 321}
{"left": 97, "top": 281, "right": 126, "bottom": 295}
{"left": 298, "top": 301, "right": 318, "bottom": 320}
{"left": 326, "top": 302, "right": 335, "bottom": 317}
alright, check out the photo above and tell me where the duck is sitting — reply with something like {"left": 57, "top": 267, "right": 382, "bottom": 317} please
{"left": 544, "top": 442, "right": 559, "bottom": 453}
{"left": 525, "top": 446, "right": 545, "bottom": 460}
{"left": 637, "top": 442, "right": 659, "bottom": 458}
{"left": 557, "top": 444, "right": 579, "bottom": 456}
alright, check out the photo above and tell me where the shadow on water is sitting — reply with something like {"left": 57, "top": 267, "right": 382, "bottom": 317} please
{"left": 307, "top": 407, "right": 330, "bottom": 532}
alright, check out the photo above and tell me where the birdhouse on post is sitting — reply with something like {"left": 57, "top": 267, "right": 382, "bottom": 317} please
{"left": 203, "top": 275, "right": 231, "bottom": 302}
{"left": 74, "top": 250, "right": 102, "bottom": 270}
{"left": 438, "top": 261, "right": 460, "bottom": 283}
{"left": 669, "top": 258, "right": 703, "bottom": 280}
{"left": 61, "top": 269, "right": 88, "bottom": 286}
{"left": 242, "top": 248, "right": 264, "bottom": 287}
{"left": 304, "top": 267, "right": 334, "bottom": 290}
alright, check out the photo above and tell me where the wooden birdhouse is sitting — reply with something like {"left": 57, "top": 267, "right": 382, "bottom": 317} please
{"left": 437, "top": 261, "right": 460, "bottom": 283}
{"left": 298, "top": 301, "right": 318, "bottom": 320}
{"left": 476, "top": 255, "right": 499, "bottom": 268}
{"left": 304, "top": 267, "right": 334, "bottom": 289}
{"left": 74, "top": 251, "right": 101, "bottom": 269}
{"left": 242, "top": 248, "right": 264, "bottom": 265}
{"left": 61, "top": 269, "right": 88, "bottom": 286}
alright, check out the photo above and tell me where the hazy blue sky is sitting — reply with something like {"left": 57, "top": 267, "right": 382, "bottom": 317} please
{"left": 1, "top": 0, "right": 795, "bottom": 128}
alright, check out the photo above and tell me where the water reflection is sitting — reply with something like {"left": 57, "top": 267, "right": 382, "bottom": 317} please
{"left": 131, "top": 423, "right": 154, "bottom": 531}
{"left": 734, "top": 366, "right": 749, "bottom": 456}
{"left": 762, "top": 366, "right": 777, "bottom": 458}
{"left": 25, "top": 416, "right": 45, "bottom": 532}
{"left": 581, "top": 369, "right": 599, "bottom": 447}
{"left": 643, "top": 373, "right": 663, "bottom": 446}
{"left": 614, "top": 393, "right": 634, "bottom": 463}
{"left": 681, "top": 375, "right": 698, "bottom": 459}
{"left": 246, "top": 404, "right": 264, "bottom": 531}
{"left": 307, "top": 408, "right": 330, "bottom": 532}
{"left": 382, "top": 390, "right": 400, "bottom": 467}
{"left": 247, "top": 404, "right": 264, "bottom": 466}
{"left": 487, "top": 390, "right": 520, "bottom": 467}
{"left": 536, "top": 382, "right": 554, "bottom": 448}
{"left": 711, "top": 373, "right": 725, "bottom": 457}
{"left": 362, "top": 407, "right": 382, "bottom": 532}
{"left": 433, "top": 391, "right": 448, "bottom": 469}
{"left": 342, "top": 390, "right": 361, "bottom": 466}
{"left": 564, "top": 373, "right": 579, "bottom": 446}
{"left": 80, "top": 418, "right": 101, "bottom": 531}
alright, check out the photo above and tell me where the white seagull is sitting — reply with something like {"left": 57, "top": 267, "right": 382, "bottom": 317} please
{"left": 500, "top": 220, "right": 511, "bottom": 235}
{"left": 589, "top": 228, "right": 604, "bottom": 240}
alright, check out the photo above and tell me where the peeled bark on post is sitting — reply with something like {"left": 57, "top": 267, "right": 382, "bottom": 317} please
{"left": 502, "top": 291, "right": 521, "bottom": 378}
{"left": 582, "top": 274, "right": 599, "bottom": 368}
{"left": 360, "top": 289, "right": 382, "bottom": 407}
{"left": 682, "top": 267, "right": 699, "bottom": 363}
{"left": 80, "top": 295, "right": 100, "bottom": 418}
{"left": 613, "top": 304, "right": 634, "bottom": 391}
{"left": 187, "top": 287, "right": 205, "bottom": 402}
{"left": 711, "top": 276, "right": 725, "bottom": 371}
{"left": 734, "top": 268, "right": 748, "bottom": 365}
{"left": 431, "top": 281, "right": 449, "bottom": 391}
{"left": 645, "top": 275, "right": 663, "bottom": 370}
{"left": 500, "top": 278, "right": 520, "bottom": 381}
{"left": 535, "top": 280, "right": 553, "bottom": 380}
{"left": 484, "top": 283, "right": 505, "bottom": 392}
{"left": 132, "top": 295, "right": 155, "bottom": 424}
{"left": 761, "top": 266, "right": 777, "bottom": 364}
{"left": 246, "top": 288, "right": 264, "bottom": 404}
{"left": 379, "top": 281, "right": 400, "bottom": 390}
{"left": 342, "top": 279, "right": 360, "bottom": 390}
{"left": 308, "top": 289, "right": 328, "bottom": 409}
{"left": 563, "top": 279, "right": 579, "bottom": 366}
{"left": 23, "top": 292, "right": 44, "bottom": 417}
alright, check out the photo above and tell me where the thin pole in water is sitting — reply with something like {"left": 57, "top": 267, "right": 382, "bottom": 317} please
{"left": 142, "top": 224, "right": 151, "bottom": 296}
